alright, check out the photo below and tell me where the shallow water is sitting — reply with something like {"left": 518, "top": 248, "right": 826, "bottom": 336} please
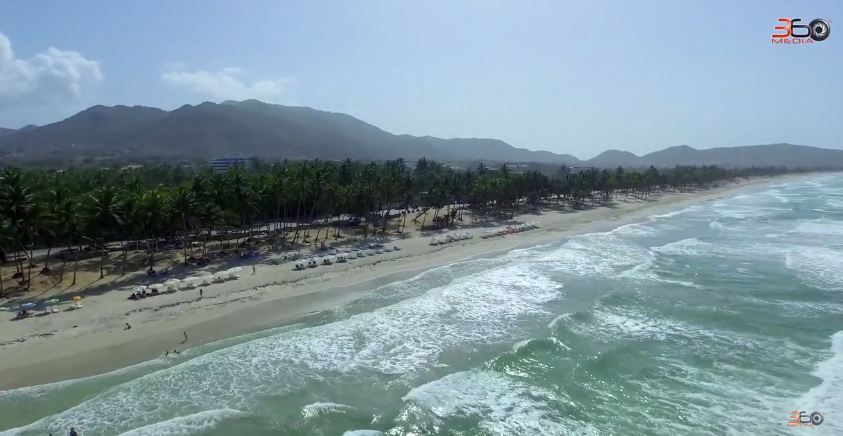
{"left": 2, "top": 174, "right": 842, "bottom": 435}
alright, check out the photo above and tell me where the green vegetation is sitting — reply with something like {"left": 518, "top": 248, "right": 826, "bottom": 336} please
{"left": 0, "top": 159, "right": 793, "bottom": 293}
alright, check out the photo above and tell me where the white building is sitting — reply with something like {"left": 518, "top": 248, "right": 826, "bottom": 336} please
{"left": 208, "top": 155, "right": 249, "bottom": 172}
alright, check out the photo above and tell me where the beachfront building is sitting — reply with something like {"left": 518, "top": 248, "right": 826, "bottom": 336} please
{"left": 209, "top": 155, "right": 250, "bottom": 172}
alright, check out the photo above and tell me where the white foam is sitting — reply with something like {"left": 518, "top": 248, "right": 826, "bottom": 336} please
{"left": 561, "top": 304, "right": 747, "bottom": 347}
{"left": 826, "top": 198, "right": 843, "bottom": 209}
{"left": 300, "top": 402, "right": 354, "bottom": 419}
{"left": 117, "top": 409, "right": 248, "bottom": 436}
{"left": 798, "top": 331, "right": 843, "bottom": 434}
{"left": 547, "top": 312, "right": 573, "bottom": 329}
{"left": 785, "top": 247, "right": 843, "bottom": 291}
{"left": 649, "top": 205, "right": 702, "bottom": 219}
{"left": 708, "top": 220, "right": 732, "bottom": 232}
{"left": 512, "top": 338, "right": 533, "bottom": 352}
{"left": 792, "top": 218, "right": 843, "bottom": 237}
{"left": 541, "top": 232, "right": 654, "bottom": 278}
{"left": 656, "top": 277, "right": 701, "bottom": 289}
{"left": 398, "top": 370, "right": 596, "bottom": 435}
{"left": 9, "top": 259, "right": 564, "bottom": 434}
{"left": 610, "top": 222, "right": 657, "bottom": 237}
{"left": 652, "top": 238, "right": 716, "bottom": 257}
{"left": 342, "top": 431, "right": 384, "bottom": 436}
{"left": 763, "top": 188, "right": 807, "bottom": 204}
{"left": 713, "top": 204, "right": 788, "bottom": 219}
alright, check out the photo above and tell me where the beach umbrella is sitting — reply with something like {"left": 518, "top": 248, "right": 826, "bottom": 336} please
{"left": 20, "top": 302, "right": 36, "bottom": 310}
{"left": 163, "top": 278, "right": 181, "bottom": 290}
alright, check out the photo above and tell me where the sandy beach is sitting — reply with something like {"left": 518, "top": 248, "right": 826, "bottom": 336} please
{"left": 0, "top": 176, "right": 788, "bottom": 390}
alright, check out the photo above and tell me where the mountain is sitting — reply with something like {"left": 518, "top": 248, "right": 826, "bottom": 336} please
{"left": 583, "top": 144, "right": 843, "bottom": 169}
{"left": 0, "top": 100, "right": 579, "bottom": 165}
{"left": 640, "top": 143, "right": 843, "bottom": 168}
{"left": 2, "top": 101, "right": 841, "bottom": 169}
{"left": 587, "top": 150, "right": 642, "bottom": 168}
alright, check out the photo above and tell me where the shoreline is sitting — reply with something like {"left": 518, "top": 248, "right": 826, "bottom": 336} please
{"left": 0, "top": 175, "right": 803, "bottom": 390}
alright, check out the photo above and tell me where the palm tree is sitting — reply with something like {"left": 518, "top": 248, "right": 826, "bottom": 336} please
{"left": 196, "top": 202, "right": 227, "bottom": 255}
{"left": 0, "top": 167, "right": 41, "bottom": 288}
{"left": 54, "top": 196, "right": 80, "bottom": 284}
{"left": 139, "top": 190, "right": 169, "bottom": 271}
{"left": 171, "top": 186, "right": 197, "bottom": 263}
{"left": 0, "top": 217, "right": 12, "bottom": 295}
{"left": 0, "top": 160, "right": 791, "bottom": 293}
{"left": 86, "top": 186, "right": 124, "bottom": 279}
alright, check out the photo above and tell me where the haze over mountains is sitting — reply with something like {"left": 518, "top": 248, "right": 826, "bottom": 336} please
{"left": 1, "top": 99, "right": 841, "bottom": 169}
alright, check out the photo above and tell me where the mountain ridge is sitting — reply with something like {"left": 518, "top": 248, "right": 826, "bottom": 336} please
{"left": 1, "top": 100, "right": 841, "bottom": 169}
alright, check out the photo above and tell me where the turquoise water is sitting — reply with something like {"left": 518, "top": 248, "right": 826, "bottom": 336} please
{"left": 2, "top": 174, "right": 842, "bottom": 435}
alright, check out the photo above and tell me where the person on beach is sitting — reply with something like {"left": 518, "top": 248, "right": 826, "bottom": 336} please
{"left": 252, "top": 264, "right": 256, "bottom": 274}
{"left": 183, "top": 331, "right": 188, "bottom": 343}
{"left": 69, "top": 428, "right": 79, "bottom": 436}
{"left": 199, "top": 288, "right": 203, "bottom": 299}
{"left": 124, "top": 322, "right": 131, "bottom": 330}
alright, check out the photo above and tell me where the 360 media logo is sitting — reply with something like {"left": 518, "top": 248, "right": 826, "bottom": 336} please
{"left": 772, "top": 18, "right": 831, "bottom": 44}
{"left": 787, "top": 410, "right": 824, "bottom": 428}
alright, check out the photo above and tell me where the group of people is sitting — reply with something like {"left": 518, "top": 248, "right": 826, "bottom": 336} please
{"left": 128, "top": 288, "right": 160, "bottom": 300}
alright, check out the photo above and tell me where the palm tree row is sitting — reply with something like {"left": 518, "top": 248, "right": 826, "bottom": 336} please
{"left": 0, "top": 159, "right": 792, "bottom": 292}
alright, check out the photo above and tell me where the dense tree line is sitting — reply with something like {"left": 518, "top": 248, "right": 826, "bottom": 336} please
{"left": 0, "top": 159, "right": 792, "bottom": 292}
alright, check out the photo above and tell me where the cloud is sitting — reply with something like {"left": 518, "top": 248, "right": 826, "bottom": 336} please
{"left": 161, "top": 66, "right": 297, "bottom": 102}
{"left": 0, "top": 32, "right": 102, "bottom": 106}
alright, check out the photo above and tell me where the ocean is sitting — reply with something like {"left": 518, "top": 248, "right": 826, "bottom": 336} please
{"left": 1, "top": 174, "right": 842, "bottom": 435}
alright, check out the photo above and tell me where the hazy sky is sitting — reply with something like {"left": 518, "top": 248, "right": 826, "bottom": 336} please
{"left": 0, "top": 1, "right": 840, "bottom": 158}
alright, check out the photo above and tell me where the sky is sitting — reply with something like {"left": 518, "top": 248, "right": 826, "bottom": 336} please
{"left": 0, "top": 0, "right": 840, "bottom": 159}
